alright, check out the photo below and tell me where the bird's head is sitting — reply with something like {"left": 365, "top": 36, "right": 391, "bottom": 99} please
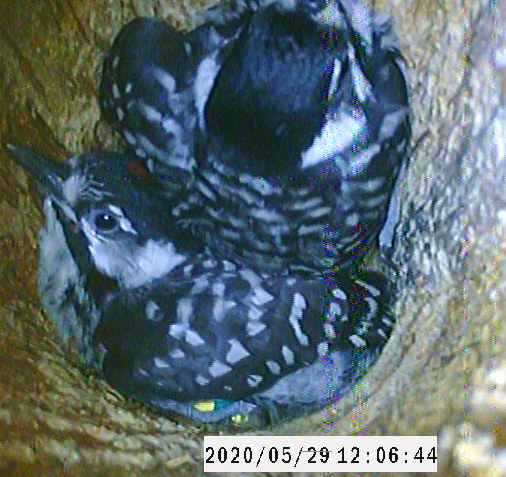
{"left": 8, "top": 146, "right": 200, "bottom": 289}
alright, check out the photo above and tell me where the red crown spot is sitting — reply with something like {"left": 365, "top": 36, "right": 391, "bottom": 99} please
{"left": 126, "top": 159, "right": 153, "bottom": 183}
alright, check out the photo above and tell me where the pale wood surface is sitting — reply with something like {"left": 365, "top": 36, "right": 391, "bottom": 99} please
{"left": 0, "top": 0, "right": 504, "bottom": 475}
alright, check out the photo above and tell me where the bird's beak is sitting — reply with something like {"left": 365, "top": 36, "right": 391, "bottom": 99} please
{"left": 6, "top": 144, "right": 69, "bottom": 201}
{"left": 6, "top": 144, "right": 78, "bottom": 224}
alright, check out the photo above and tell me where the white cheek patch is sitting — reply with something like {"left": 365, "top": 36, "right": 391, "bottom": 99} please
{"left": 125, "top": 240, "right": 186, "bottom": 288}
{"left": 83, "top": 216, "right": 186, "bottom": 288}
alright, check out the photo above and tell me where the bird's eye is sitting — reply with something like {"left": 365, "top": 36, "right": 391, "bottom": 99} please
{"left": 93, "top": 211, "right": 119, "bottom": 233}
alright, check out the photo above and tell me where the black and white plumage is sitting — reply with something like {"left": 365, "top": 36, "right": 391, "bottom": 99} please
{"left": 99, "top": 0, "right": 410, "bottom": 275}
{"left": 99, "top": 16, "right": 240, "bottom": 190}
{"left": 99, "top": 18, "right": 198, "bottom": 182}
{"left": 9, "top": 145, "right": 394, "bottom": 426}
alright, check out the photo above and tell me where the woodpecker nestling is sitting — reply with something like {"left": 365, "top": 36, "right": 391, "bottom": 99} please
{"left": 99, "top": 0, "right": 410, "bottom": 275}
{"left": 9, "top": 145, "right": 394, "bottom": 426}
{"left": 99, "top": 17, "right": 197, "bottom": 184}
{"left": 99, "top": 16, "right": 240, "bottom": 190}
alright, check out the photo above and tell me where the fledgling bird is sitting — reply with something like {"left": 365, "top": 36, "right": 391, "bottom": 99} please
{"left": 8, "top": 144, "right": 394, "bottom": 426}
{"left": 99, "top": 0, "right": 410, "bottom": 276}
